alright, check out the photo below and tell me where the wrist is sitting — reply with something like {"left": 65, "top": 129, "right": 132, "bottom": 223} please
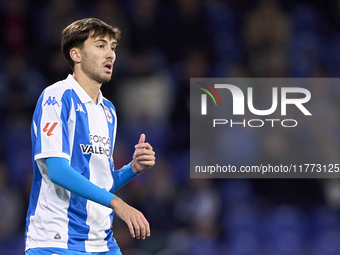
{"left": 131, "top": 161, "right": 138, "bottom": 174}
{"left": 109, "top": 196, "right": 120, "bottom": 210}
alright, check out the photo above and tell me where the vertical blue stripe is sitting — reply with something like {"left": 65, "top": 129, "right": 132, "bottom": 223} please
{"left": 102, "top": 100, "right": 116, "bottom": 158}
{"left": 25, "top": 90, "right": 46, "bottom": 242}
{"left": 32, "top": 90, "right": 46, "bottom": 156}
{"left": 102, "top": 100, "right": 117, "bottom": 247}
{"left": 102, "top": 100, "right": 116, "bottom": 194}
{"left": 60, "top": 90, "right": 72, "bottom": 155}
{"left": 67, "top": 94, "right": 90, "bottom": 251}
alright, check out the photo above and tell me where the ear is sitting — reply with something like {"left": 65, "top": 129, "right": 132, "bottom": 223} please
{"left": 70, "top": 48, "right": 81, "bottom": 64}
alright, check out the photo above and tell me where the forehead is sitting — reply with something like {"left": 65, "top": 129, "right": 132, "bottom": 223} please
{"left": 83, "top": 29, "right": 117, "bottom": 44}
{"left": 87, "top": 34, "right": 117, "bottom": 44}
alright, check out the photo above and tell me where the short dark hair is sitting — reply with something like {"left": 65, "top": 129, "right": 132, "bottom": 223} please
{"left": 61, "top": 18, "right": 121, "bottom": 70}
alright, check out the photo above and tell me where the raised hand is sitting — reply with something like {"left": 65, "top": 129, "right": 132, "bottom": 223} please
{"left": 131, "top": 134, "right": 155, "bottom": 174}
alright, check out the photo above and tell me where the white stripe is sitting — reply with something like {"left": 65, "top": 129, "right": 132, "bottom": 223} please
{"left": 40, "top": 88, "right": 63, "bottom": 155}
{"left": 68, "top": 98, "right": 76, "bottom": 162}
{"left": 111, "top": 108, "right": 117, "bottom": 152}
{"left": 33, "top": 120, "right": 37, "bottom": 138}
{"left": 84, "top": 102, "right": 113, "bottom": 251}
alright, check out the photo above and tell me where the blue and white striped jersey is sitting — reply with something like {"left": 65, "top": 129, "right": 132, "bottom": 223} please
{"left": 25, "top": 74, "right": 120, "bottom": 252}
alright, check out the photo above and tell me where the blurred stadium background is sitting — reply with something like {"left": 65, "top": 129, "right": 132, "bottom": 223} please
{"left": 1, "top": 0, "right": 340, "bottom": 254}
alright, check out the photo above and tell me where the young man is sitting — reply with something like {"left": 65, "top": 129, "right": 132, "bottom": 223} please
{"left": 25, "top": 18, "right": 156, "bottom": 255}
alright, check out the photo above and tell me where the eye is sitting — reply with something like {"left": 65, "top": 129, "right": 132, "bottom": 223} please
{"left": 111, "top": 47, "right": 116, "bottom": 51}
{"left": 97, "top": 44, "right": 104, "bottom": 49}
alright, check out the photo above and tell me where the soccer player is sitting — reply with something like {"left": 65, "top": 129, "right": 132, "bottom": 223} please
{"left": 25, "top": 18, "right": 156, "bottom": 255}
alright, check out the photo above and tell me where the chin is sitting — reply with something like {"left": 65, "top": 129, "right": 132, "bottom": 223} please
{"left": 102, "top": 78, "right": 112, "bottom": 83}
{"left": 98, "top": 75, "right": 112, "bottom": 83}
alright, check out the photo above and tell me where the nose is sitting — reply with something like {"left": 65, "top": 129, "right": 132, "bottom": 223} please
{"left": 106, "top": 48, "right": 115, "bottom": 61}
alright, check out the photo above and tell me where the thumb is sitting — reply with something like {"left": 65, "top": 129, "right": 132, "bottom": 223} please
{"left": 138, "top": 133, "right": 145, "bottom": 144}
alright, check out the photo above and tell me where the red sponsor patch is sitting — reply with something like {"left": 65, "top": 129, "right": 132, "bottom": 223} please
{"left": 43, "top": 122, "right": 58, "bottom": 137}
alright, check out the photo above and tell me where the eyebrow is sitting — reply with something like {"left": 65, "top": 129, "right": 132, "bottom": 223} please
{"left": 94, "top": 38, "right": 117, "bottom": 46}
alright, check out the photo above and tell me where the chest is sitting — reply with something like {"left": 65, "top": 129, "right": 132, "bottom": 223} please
{"left": 70, "top": 100, "right": 116, "bottom": 157}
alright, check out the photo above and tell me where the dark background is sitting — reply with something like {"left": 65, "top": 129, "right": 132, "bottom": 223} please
{"left": 1, "top": 0, "right": 340, "bottom": 254}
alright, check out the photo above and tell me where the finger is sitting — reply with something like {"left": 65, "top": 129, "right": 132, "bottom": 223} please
{"left": 133, "top": 152, "right": 153, "bottom": 163}
{"left": 131, "top": 218, "right": 141, "bottom": 239}
{"left": 134, "top": 150, "right": 155, "bottom": 157}
{"left": 137, "top": 162, "right": 155, "bottom": 168}
{"left": 135, "top": 142, "right": 153, "bottom": 150}
{"left": 139, "top": 219, "right": 147, "bottom": 240}
{"left": 138, "top": 134, "right": 145, "bottom": 144}
{"left": 135, "top": 155, "right": 156, "bottom": 163}
{"left": 141, "top": 217, "right": 150, "bottom": 237}
{"left": 126, "top": 220, "right": 135, "bottom": 238}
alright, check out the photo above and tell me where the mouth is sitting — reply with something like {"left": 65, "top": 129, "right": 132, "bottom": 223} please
{"left": 103, "top": 62, "right": 113, "bottom": 73}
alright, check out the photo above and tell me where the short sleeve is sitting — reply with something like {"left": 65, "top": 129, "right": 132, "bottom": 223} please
{"left": 32, "top": 85, "right": 72, "bottom": 161}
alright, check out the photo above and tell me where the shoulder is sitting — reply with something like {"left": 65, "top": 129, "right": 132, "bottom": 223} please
{"left": 37, "top": 78, "right": 74, "bottom": 109}
{"left": 44, "top": 79, "right": 72, "bottom": 98}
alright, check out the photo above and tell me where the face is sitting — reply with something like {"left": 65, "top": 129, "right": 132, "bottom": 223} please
{"left": 79, "top": 34, "right": 117, "bottom": 84}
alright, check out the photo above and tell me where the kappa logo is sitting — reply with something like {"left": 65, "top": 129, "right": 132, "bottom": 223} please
{"left": 76, "top": 103, "right": 86, "bottom": 113}
{"left": 43, "top": 122, "right": 58, "bottom": 137}
{"left": 43, "top": 96, "right": 60, "bottom": 107}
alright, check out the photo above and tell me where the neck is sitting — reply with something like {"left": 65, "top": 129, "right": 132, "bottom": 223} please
{"left": 72, "top": 70, "right": 101, "bottom": 103}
